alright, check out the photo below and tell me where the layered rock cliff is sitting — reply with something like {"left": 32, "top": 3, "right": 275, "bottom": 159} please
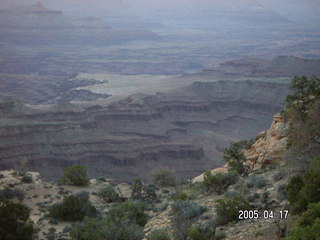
{"left": 0, "top": 80, "right": 291, "bottom": 182}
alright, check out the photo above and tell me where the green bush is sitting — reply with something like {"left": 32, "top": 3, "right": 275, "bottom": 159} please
{"left": 0, "top": 201, "right": 35, "bottom": 240}
{"left": 131, "top": 178, "right": 157, "bottom": 203}
{"left": 234, "top": 179, "right": 249, "bottom": 195}
{"left": 0, "top": 188, "right": 24, "bottom": 201}
{"left": 203, "top": 171, "right": 238, "bottom": 194}
{"left": 152, "top": 168, "right": 177, "bottom": 187}
{"left": 246, "top": 181, "right": 255, "bottom": 189}
{"left": 171, "top": 201, "right": 207, "bottom": 240}
{"left": 142, "top": 184, "right": 157, "bottom": 203}
{"left": 286, "top": 175, "right": 304, "bottom": 210}
{"left": 148, "top": 229, "right": 170, "bottom": 240}
{"left": 286, "top": 157, "right": 320, "bottom": 214}
{"left": 131, "top": 178, "right": 143, "bottom": 200}
{"left": 189, "top": 182, "right": 206, "bottom": 198}
{"left": 70, "top": 216, "right": 144, "bottom": 240}
{"left": 215, "top": 197, "right": 251, "bottom": 226}
{"left": 21, "top": 174, "right": 33, "bottom": 183}
{"left": 255, "top": 177, "right": 269, "bottom": 188}
{"left": 98, "top": 185, "right": 119, "bottom": 203}
{"left": 173, "top": 192, "right": 189, "bottom": 201}
{"left": 188, "top": 224, "right": 216, "bottom": 240}
{"left": 49, "top": 194, "right": 97, "bottom": 221}
{"left": 108, "top": 200, "right": 149, "bottom": 227}
{"left": 287, "top": 202, "right": 320, "bottom": 240}
{"left": 171, "top": 201, "right": 207, "bottom": 220}
{"left": 74, "top": 191, "right": 90, "bottom": 202}
{"left": 219, "top": 139, "right": 253, "bottom": 176}
{"left": 214, "top": 230, "right": 226, "bottom": 240}
{"left": 59, "top": 165, "right": 90, "bottom": 186}
{"left": 224, "top": 190, "right": 241, "bottom": 200}
{"left": 246, "top": 175, "right": 269, "bottom": 189}
{"left": 71, "top": 200, "right": 148, "bottom": 240}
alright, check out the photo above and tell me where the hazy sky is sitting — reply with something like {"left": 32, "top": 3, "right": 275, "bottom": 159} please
{"left": 0, "top": 0, "right": 319, "bottom": 26}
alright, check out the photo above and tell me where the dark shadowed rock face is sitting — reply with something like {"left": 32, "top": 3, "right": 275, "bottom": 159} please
{"left": 0, "top": 80, "right": 291, "bottom": 182}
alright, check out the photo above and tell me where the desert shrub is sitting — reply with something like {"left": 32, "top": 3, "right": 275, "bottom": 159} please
{"left": 155, "top": 202, "right": 168, "bottom": 212}
{"left": 108, "top": 200, "right": 149, "bottom": 227}
{"left": 224, "top": 190, "right": 241, "bottom": 200}
{"left": 171, "top": 201, "right": 207, "bottom": 220}
{"left": 162, "top": 189, "right": 170, "bottom": 194}
{"left": 277, "top": 184, "right": 287, "bottom": 201}
{"left": 188, "top": 221, "right": 216, "bottom": 240}
{"left": 286, "top": 157, "right": 320, "bottom": 214}
{"left": 49, "top": 195, "right": 97, "bottom": 221}
{"left": 287, "top": 202, "right": 320, "bottom": 240}
{"left": 70, "top": 216, "right": 144, "bottom": 240}
{"left": 0, "top": 201, "right": 35, "bottom": 240}
{"left": 171, "top": 201, "right": 207, "bottom": 240}
{"left": 71, "top": 200, "right": 148, "bottom": 240}
{"left": 131, "top": 178, "right": 157, "bottom": 203}
{"left": 255, "top": 177, "right": 269, "bottom": 188}
{"left": 74, "top": 191, "right": 90, "bottom": 202}
{"left": 188, "top": 227, "right": 214, "bottom": 240}
{"left": 173, "top": 192, "right": 189, "bottom": 201}
{"left": 189, "top": 182, "right": 206, "bottom": 198}
{"left": 234, "top": 179, "right": 249, "bottom": 195}
{"left": 273, "top": 169, "right": 287, "bottom": 181}
{"left": 246, "top": 193, "right": 260, "bottom": 203}
{"left": 0, "top": 188, "right": 24, "bottom": 201}
{"left": 48, "top": 218, "right": 58, "bottom": 225}
{"left": 246, "top": 175, "right": 269, "bottom": 189}
{"left": 260, "top": 192, "right": 271, "bottom": 208}
{"left": 214, "top": 230, "right": 226, "bottom": 240}
{"left": 98, "top": 185, "right": 119, "bottom": 203}
{"left": 219, "top": 139, "right": 253, "bottom": 176}
{"left": 21, "top": 174, "right": 33, "bottom": 183}
{"left": 143, "top": 184, "right": 157, "bottom": 203}
{"left": 152, "top": 168, "right": 177, "bottom": 187}
{"left": 148, "top": 229, "right": 170, "bottom": 240}
{"left": 131, "top": 178, "right": 143, "bottom": 200}
{"left": 215, "top": 197, "right": 251, "bottom": 226}
{"left": 203, "top": 171, "right": 238, "bottom": 194}
{"left": 253, "top": 193, "right": 260, "bottom": 199}
{"left": 265, "top": 163, "right": 279, "bottom": 171}
{"left": 59, "top": 165, "right": 89, "bottom": 186}
{"left": 246, "top": 180, "right": 255, "bottom": 189}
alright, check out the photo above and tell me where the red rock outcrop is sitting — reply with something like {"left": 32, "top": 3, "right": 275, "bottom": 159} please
{"left": 244, "top": 113, "right": 288, "bottom": 170}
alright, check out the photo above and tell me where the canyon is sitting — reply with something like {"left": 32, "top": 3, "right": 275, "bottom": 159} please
{"left": 0, "top": 79, "right": 292, "bottom": 182}
{"left": 1, "top": 54, "right": 320, "bottom": 182}
{"left": 0, "top": 2, "right": 319, "bottom": 182}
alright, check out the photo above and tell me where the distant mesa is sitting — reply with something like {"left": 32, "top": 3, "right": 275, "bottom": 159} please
{"left": 0, "top": 2, "right": 62, "bottom": 15}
